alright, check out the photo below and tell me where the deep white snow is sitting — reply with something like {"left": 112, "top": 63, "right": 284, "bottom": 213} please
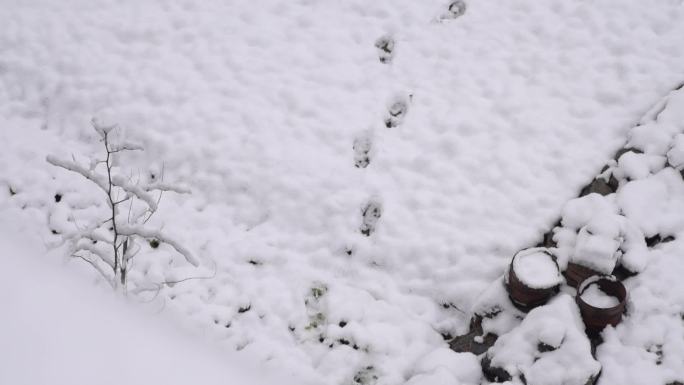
{"left": 2, "top": 0, "right": 684, "bottom": 384}
{"left": 0, "top": 219, "right": 310, "bottom": 385}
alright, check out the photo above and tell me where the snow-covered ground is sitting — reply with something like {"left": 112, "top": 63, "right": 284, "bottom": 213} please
{"left": 0, "top": 219, "right": 309, "bottom": 385}
{"left": 2, "top": 0, "right": 684, "bottom": 384}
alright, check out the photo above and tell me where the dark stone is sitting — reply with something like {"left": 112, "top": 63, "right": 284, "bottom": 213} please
{"left": 8, "top": 186, "right": 16, "bottom": 196}
{"left": 450, "top": 316, "right": 498, "bottom": 355}
{"left": 584, "top": 372, "right": 601, "bottom": 385}
{"left": 645, "top": 234, "right": 675, "bottom": 248}
{"left": 611, "top": 264, "right": 637, "bottom": 281}
{"left": 537, "top": 342, "right": 557, "bottom": 353}
{"left": 238, "top": 304, "right": 251, "bottom": 313}
{"left": 579, "top": 174, "right": 619, "bottom": 197}
{"left": 339, "top": 320, "right": 347, "bottom": 328}
{"left": 149, "top": 239, "right": 160, "bottom": 249}
{"left": 537, "top": 229, "right": 557, "bottom": 248}
{"left": 535, "top": 219, "right": 561, "bottom": 248}
{"left": 481, "top": 355, "right": 512, "bottom": 383}
{"left": 614, "top": 147, "right": 643, "bottom": 161}
{"left": 479, "top": 306, "right": 502, "bottom": 319}
{"left": 54, "top": 193, "right": 62, "bottom": 203}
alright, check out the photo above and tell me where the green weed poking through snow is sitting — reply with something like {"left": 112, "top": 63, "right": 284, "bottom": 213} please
{"left": 46, "top": 119, "right": 198, "bottom": 292}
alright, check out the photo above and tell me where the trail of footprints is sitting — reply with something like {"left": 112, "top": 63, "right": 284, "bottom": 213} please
{"left": 302, "top": 5, "right": 468, "bottom": 384}
{"left": 355, "top": 1, "right": 466, "bottom": 239}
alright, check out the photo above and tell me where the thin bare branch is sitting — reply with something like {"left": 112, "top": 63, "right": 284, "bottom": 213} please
{"left": 111, "top": 175, "right": 159, "bottom": 211}
{"left": 118, "top": 224, "right": 199, "bottom": 267}
{"left": 71, "top": 252, "right": 116, "bottom": 288}
{"left": 46, "top": 155, "right": 110, "bottom": 200}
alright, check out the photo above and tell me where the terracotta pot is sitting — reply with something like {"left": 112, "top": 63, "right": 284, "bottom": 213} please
{"left": 506, "top": 249, "right": 561, "bottom": 312}
{"left": 564, "top": 262, "right": 601, "bottom": 288}
{"left": 576, "top": 276, "right": 627, "bottom": 335}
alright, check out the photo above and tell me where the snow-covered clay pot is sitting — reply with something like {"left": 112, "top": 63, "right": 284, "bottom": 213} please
{"left": 506, "top": 248, "right": 562, "bottom": 312}
{"left": 576, "top": 276, "right": 626, "bottom": 335}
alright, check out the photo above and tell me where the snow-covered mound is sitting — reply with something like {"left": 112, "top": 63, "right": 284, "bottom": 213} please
{"left": 0, "top": 219, "right": 309, "bottom": 385}
{"left": 536, "top": 87, "right": 684, "bottom": 385}
{"left": 2, "top": 0, "right": 684, "bottom": 384}
{"left": 483, "top": 295, "right": 601, "bottom": 385}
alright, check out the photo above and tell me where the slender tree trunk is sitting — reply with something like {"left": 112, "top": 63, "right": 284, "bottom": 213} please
{"left": 103, "top": 132, "right": 121, "bottom": 286}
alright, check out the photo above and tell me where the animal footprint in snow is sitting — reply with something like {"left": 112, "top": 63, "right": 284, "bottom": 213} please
{"left": 360, "top": 200, "right": 382, "bottom": 236}
{"left": 385, "top": 96, "right": 410, "bottom": 128}
{"left": 374, "top": 35, "right": 394, "bottom": 64}
{"left": 441, "top": 0, "right": 467, "bottom": 20}
{"left": 353, "top": 134, "right": 372, "bottom": 168}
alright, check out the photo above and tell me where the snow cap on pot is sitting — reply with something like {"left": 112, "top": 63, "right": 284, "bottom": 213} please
{"left": 505, "top": 248, "right": 562, "bottom": 312}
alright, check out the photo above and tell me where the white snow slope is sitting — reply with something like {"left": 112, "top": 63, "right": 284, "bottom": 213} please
{"left": 0, "top": 218, "right": 309, "bottom": 385}
{"left": 1, "top": 0, "right": 684, "bottom": 384}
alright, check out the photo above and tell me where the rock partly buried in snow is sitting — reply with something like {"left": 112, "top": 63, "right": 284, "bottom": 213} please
{"left": 482, "top": 294, "right": 601, "bottom": 385}
{"left": 572, "top": 216, "right": 622, "bottom": 275}
{"left": 506, "top": 248, "right": 561, "bottom": 311}
{"left": 450, "top": 315, "right": 498, "bottom": 356}
{"left": 554, "top": 192, "right": 650, "bottom": 284}
{"left": 470, "top": 276, "right": 525, "bottom": 338}
{"left": 613, "top": 151, "right": 666, "bottom": 182}
{"left": 580, "top": 166, "right": 619, "bottom": 197}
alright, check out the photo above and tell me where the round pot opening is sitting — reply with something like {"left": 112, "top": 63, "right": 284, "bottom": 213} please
{"left": 506, "top": 248, "right": 562, "bottom": 312}
{"left": 576, "top": 275, "right": 627, "bottom": 335}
